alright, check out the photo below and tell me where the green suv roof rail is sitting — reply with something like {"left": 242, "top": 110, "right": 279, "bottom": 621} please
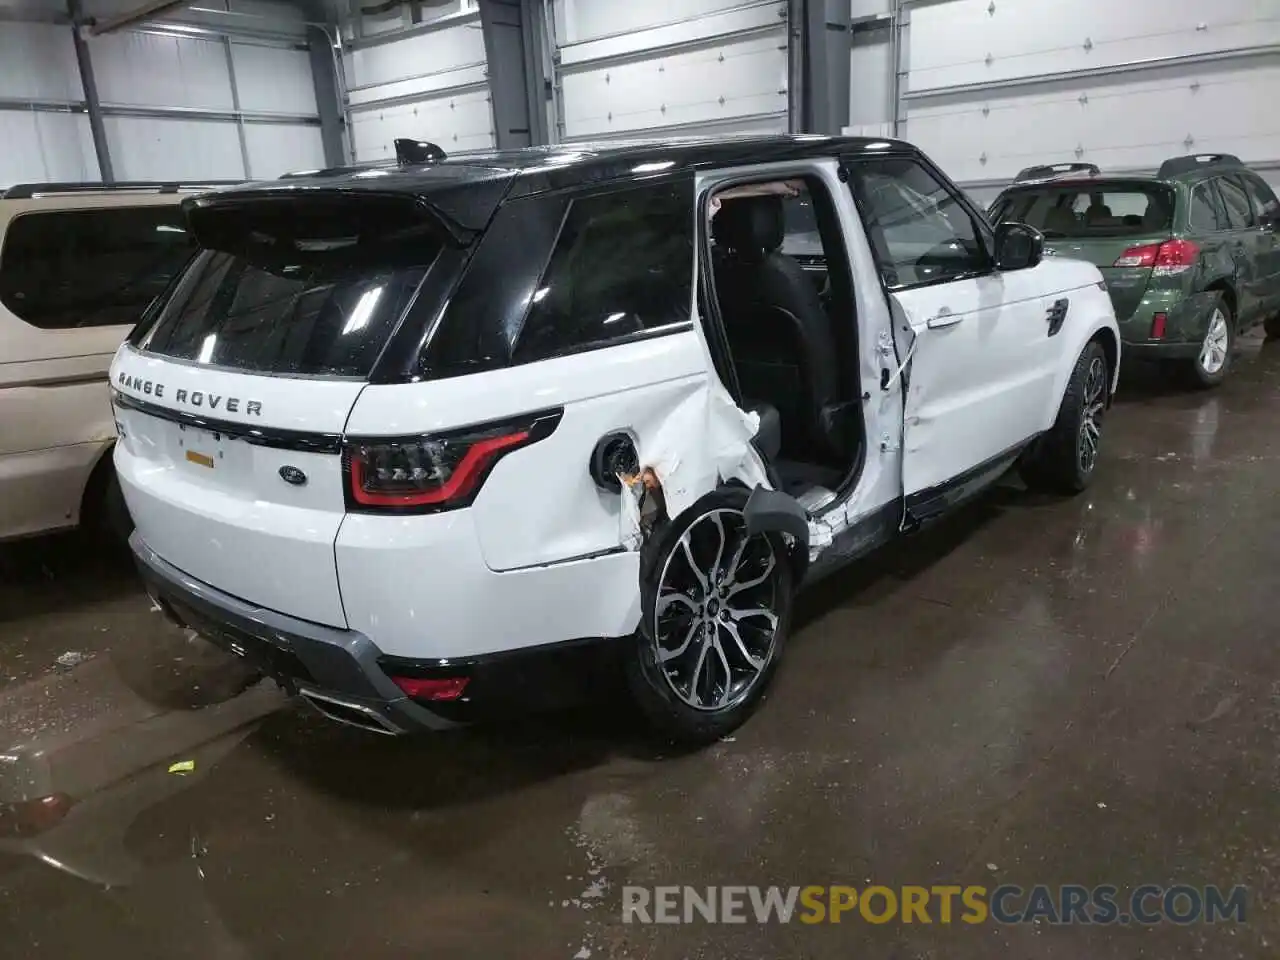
{"left": 1013, "top": 162, "right": 1102, "bottom": 183}
{"left": 1156, "top": 153, "right": 1243, "bottom": 178}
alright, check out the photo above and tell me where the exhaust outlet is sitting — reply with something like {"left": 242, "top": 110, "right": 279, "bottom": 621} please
{"left": 298, "top": 688, "right": 402, "bottom": 735}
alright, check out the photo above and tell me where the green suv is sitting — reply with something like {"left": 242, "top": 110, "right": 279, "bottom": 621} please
{"left": 989, "top": 155, "right": 1280, "bottom": 387}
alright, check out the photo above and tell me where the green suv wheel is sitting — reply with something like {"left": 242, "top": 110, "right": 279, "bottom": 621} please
{"left": 1186, "top": 298, "right": 1234, "bottom": 389}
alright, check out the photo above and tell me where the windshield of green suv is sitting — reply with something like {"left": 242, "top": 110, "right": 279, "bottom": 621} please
{"left": 990, "top": 183, "right": 1175, "bottom": 239}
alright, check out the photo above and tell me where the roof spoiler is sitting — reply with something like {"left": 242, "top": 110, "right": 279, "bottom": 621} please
{"left": 3, "top": 180, "right": 242, "bottom": 200}
{"left": 1156, "top": 153, "right": 1243, "bottom": 178}
{"left": 1012, "top": 162, "right": 1101, "bottom": 184}
{"left": 394, "top": 138, "right": 448, "bottom": 165}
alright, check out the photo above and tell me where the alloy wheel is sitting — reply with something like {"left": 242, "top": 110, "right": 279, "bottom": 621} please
{"left": 1199, "top": 308, "right": 1230, "bottom": 375}
{"left": 651, "top": 509, "right": 781, "bottom": 712}
{"left": 1077, "top": 356, "right": 1106, "bottom": 476}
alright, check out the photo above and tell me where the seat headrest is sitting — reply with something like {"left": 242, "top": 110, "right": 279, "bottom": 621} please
{"left": 712, "top": 195, "right": 786, "bottom": 258}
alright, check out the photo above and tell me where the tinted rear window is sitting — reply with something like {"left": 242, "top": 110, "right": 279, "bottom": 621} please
{"left": 992, "top": 184, "right": 1174, "bottom": 238}
{"left": 138, "top": 197, "right": 443, "bottom": 378}
{"left": 0, "top": 206, "right": 194, "bottom": 329}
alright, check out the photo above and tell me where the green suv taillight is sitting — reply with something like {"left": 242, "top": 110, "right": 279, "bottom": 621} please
{"left": 1113, "top": 238, "right": 1200, "bottom": 276}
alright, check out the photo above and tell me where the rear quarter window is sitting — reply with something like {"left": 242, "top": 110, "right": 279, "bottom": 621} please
{"left": 0, "top": 206, "right": 194, "bottom": 329}
{"left": 419, "top": 178, "right": 695, "bottom": 378}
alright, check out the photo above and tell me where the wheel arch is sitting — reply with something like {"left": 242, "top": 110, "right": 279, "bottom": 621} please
{"left": 78, "top": 439, "right": 117, "bottom": 527}
{"left": 1088, "top": 325, "right": 1120, "bottom": 406}
{"left": 1202, "top": 278, "right": 1237, "bottom": 324}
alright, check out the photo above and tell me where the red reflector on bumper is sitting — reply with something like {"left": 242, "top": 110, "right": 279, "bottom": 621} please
{"left": 391, "top": 676, "right": 470, "bottom": 701}
{"left": 1151, "top": 312, "right": 1167, "bottom": 339}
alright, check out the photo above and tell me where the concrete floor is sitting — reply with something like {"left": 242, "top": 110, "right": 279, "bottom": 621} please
{"left": 2, "top": 338, "right": 1280, "bottom": 959}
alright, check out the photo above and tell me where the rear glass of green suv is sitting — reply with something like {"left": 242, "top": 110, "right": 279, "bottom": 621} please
{"left": 991, "top": 182, "right": 1176, "bottom": 239}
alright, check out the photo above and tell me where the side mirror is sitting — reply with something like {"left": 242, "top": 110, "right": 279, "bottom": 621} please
{"left": 994, "top": 221, "right": 1044, "bottom": 271}
{"left": 1258, "top": 207, "right": 1280, "bottom": 232}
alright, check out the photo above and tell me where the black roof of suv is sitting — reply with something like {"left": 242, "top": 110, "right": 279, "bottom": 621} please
{"left": 184, "top": 135, "right": 922, "bottom": 243}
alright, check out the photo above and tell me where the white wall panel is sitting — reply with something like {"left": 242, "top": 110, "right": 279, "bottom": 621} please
{"left": 907, "top": 58, "right": 1280, "bottom": 184}
{"left": 344, "top": 15, "right": 493, "bottom": 163}
{"left": 243, "top": 123, "right": 325, "bottom": 178}
{"left": 898, "top": 0, "right": 1280, "bottom": 192}
{"left": 849, "top": 32, "right": 891, "bottom": 128}
{"left": 0, "top": 22, "right": 83, "bottom": 101}
{"left": 0, "top": 111, "right": 97, "bottom": 187}
{"left": 556, "top": 0, "right": 789, "bottom": 140}
{"left": 345, "top": 19, "right": 487, "bottom": 89}
{"left": 103, "top": 116, "right": 245, "bottom": 180}
{"left": 909, "top": 0, "right": 1280, "bottom": 93}
{"left": 231, "top": 44, "right": 318, "bottom": 116}
{"left": 561, "top": 0, "right": 767, "bottom": 43}
{"left": 350, "top": 89, "right": 495, "bottom": 161}
{"left": 90, "top": 32, "right": 235, "bottom": 111}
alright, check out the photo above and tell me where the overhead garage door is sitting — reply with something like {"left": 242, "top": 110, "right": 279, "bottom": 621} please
{"left": 898, "top": 0, "right": 1280, "bottom": 205}
{"left": 553, "top": 0, "right": 791, "bottom": 141}
{"left": 344, "top": 7, "right": 495, "bottom": 163}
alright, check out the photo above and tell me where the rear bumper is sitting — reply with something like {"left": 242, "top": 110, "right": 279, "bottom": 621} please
{"left": 1118, "top": 289, "right": 1220, "bottom": 360}
{"left": 131, "top": 533, "right": 620, "bottom": 734}
{"left": 1118, "top": 341, "right": 1202, "bottom": 361}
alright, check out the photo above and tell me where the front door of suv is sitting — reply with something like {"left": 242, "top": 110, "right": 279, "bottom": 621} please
{"left": 1237, "top": 173, "right": 1280, "bottom": 316}
{"left": 1214, "top": 174, "right": 1269, "bottom": 323}
{"left": 846, "top": 155, "right": 1059, "bottom": 498}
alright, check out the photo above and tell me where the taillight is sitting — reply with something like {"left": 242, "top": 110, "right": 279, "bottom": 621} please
{"left": 1150, "top": 312, "right": 1167, "bottom": 339}
{"left": 1113, "top": 238, "right": 1200, "bottom": 275}
{"left": 344, "top": 409, "right": 562, "bottom": 513}
{"left": 390, "top": 675, "right": 470, "bottom": 701}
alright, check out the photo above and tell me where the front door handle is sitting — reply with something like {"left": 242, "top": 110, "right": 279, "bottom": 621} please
{"left": 927, "top": 308, "right": 963, "bottom": 329}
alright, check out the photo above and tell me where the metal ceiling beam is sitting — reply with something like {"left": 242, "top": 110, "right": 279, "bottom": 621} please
{"left": 90, "top": 0, "right": 185, "bottom": 35}
{"left": 68, "top": 0, "right": 115, "bottom": 182}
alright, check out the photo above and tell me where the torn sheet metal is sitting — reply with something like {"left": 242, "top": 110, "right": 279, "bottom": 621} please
{"left": 618, "top": 380, "right": 771, "bottom": 550}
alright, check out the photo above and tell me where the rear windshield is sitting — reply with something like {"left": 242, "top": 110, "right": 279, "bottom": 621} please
{"left": 991, "top": 184, "right": 1174, "bottom": 238}
{"left": 137, "top": 197, "right": 443, "bottom": 378}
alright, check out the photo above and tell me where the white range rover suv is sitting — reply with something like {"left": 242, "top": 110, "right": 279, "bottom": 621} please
{"left": 109, "top": 136, "right": 1120, "bottom": 744}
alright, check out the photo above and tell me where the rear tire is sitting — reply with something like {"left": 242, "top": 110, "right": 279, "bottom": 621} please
{"left": 102, "top": 470, "right": 134, "bottom": 545}
{"left": 1185, "top": 297, "right": 1233, "bottom": 389}
{"left": 626, "top": 487, "right": 793, "bottom": 746}
{"left": 81, "top": 453, "right": 134, "bottom": 548}
{"left": 1020, "top": 340, "right": 1108, "bottom": 495}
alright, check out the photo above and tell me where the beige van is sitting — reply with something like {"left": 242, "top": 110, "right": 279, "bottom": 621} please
{"left": 0, "top": 182, "right": 228, "bottom": 542}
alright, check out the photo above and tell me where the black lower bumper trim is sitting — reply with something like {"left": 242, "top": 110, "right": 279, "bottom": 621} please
{"left": 129, "top": 533, "right": 624, "bottom": 731}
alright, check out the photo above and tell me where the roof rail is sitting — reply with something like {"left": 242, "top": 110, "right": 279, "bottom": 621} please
{"left": 1013, "top": 162, "right": 1102, "bottom": 184}
{"left": 2, "top": 180, "right": 243, "bottom": 200}
{"left": 1156, "top": 153, "right": 1243, "bottom": 178}
{"left": 394, "top": 138, "right": 447, "bottom": 165}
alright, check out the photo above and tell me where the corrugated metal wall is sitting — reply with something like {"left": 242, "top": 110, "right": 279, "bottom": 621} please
{"left": 550, "top": 0, "right": 791, "bottom": 141}
{"left": 0, "top": 16, "right": 98, "bottom": 184}
{"left": 342, "top": 0, "right": 495, "bottom": 163}
{"left": 0, "top": 0, "right": 326, "bottom": 187}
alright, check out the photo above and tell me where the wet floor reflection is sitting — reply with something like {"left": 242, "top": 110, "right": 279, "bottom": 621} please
{"left": 4, "top": 337, "right": 1280, "bottom": 958}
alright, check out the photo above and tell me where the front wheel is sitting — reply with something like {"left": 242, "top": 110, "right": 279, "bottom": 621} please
{"left": 1020, "top": 340, "right": 1109, "bottom": 495}
{"left": 626, "top": 487, "right": 793, "bottom": 745}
